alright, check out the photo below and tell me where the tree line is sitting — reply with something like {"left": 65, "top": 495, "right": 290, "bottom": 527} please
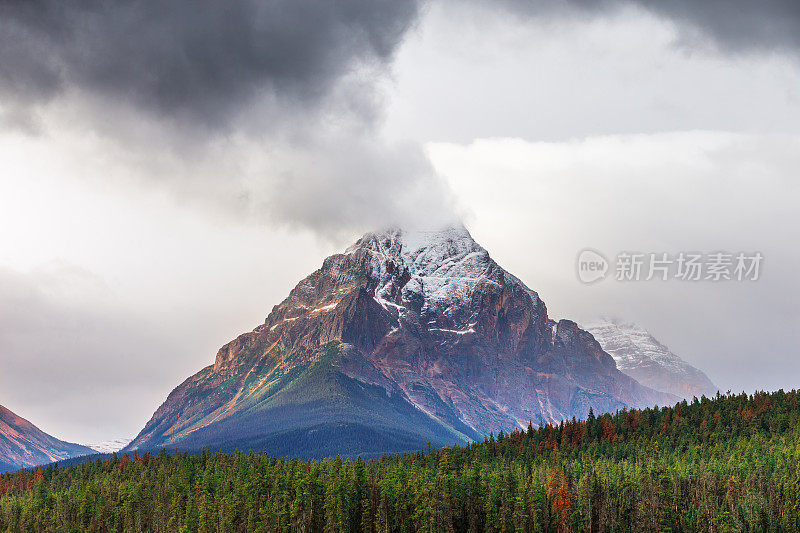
{"left": 1, "top": 389, "right": 799, "bottom": 532}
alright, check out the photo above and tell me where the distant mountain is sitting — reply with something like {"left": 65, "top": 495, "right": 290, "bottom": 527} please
{"left": 583, "top": 318, "right": 718, "bottom": 400}
{"left": 127, "top": 226, "right": 675, "bottom": 458}
{"left": 0, "top": 404, "right": 94, "bottom": 472}
{"left": 84, "top": 438, "right": 132, "bottom": 454}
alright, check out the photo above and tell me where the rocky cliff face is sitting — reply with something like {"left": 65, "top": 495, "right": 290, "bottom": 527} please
{"left": 583, "top": 318, "right": 718, "bottom": 400}
{"left": 127, "top": 226, "right": 676, "bottom": 457}
{"left": 0, "top": 404, "right": 94, "bottom": 472}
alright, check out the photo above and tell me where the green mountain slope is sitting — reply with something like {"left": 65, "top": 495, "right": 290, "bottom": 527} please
{"left": 128, "top": 343, "right": 475, "bottom": 458}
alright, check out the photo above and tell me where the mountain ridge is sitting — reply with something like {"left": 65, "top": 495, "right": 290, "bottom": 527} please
{"left": 0, "top": 403, "right": 94, "bottom": 472}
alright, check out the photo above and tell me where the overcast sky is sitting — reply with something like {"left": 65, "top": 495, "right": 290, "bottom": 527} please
{"left": 1, "top": 0, "right": 798, "bottom": 444}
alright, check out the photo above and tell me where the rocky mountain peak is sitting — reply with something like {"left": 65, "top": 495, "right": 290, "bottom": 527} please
{"left": 127, "top": 226, "right": 677, "bottom": 457}
{"left": 583, "top": 317, "right": 718, "bottom": 400}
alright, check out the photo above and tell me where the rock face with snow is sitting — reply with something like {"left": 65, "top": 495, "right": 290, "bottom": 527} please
{"left": 0, "top": 404, "right": 94, "bottom": 472}
{"left": 583, "top": 318, "right": 718, "bottom": 401}
{"left": 127, "top": 226, "right": 675, "bottom": 458}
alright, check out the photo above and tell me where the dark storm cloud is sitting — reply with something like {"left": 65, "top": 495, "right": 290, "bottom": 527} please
{"left": 496, "top": 0, "right": 800, "bottom": 55}
{"left": 0, "top": 0, "right": 461, "bottom": 237}
{"left": 0, "top": 0, "right": 419, "bottom": 129}
{"left": 639, "top": 0, "right": 800, "bottom": 53}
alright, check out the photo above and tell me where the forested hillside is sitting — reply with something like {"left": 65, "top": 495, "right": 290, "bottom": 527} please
{"left": 2, "top": 390, "right": 799, "bottom": 532}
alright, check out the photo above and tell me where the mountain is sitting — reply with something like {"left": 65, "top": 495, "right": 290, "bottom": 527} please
{"left": 83, "top": 438, "right": 132, "bottom": 454}
{"left": 583, "top": 318, "right": 718, "bottom": 400}
{"left": 0, "top": 404, "right": 94, "bottom": 472}
{"left": 127, "top": 226, "right": 675, "bottom": 458}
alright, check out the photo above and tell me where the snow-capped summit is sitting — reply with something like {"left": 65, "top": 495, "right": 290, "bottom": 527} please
{"left": 346, "top": 225, "right": 542, "bottom": 323}
{"left": 583, "top": 318, "right": 717, "bottom": 400}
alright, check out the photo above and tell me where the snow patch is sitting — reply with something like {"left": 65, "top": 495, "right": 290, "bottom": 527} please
{"left": 310, "top": 302, "right": 337, "bottom": 314}
{"left": 430, "top": 322, "right": 476, "bottom": 335}
{"left": 270, "top": 317, "right": 298, "bottom": 331}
